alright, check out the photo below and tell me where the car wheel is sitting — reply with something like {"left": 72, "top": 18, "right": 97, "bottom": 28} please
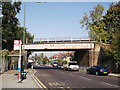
{"left": 64, "top": 68, "right": 67, "bottom": 70}
{"left": 95, "top": 72, "right": 99, "bottom": 75}
{"left": 86, "top": 70, "right": 89, "bottom": 74}
{"left": 68, "top": 68, "right": 70, "bottom": 71}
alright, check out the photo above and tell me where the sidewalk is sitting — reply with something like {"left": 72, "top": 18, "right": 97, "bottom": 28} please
{"left": 108, "top": 73, "right": 120, "bottom": 77}
{"left": 0, "top": 69, "right": 42, "bottom": 89}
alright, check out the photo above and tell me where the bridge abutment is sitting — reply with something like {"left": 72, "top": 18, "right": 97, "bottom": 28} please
{"left": 74, "top": 43, "right": 101, "bottom": 67}
{"left": 74, "top": 50, "right": 89, "bottom": 66}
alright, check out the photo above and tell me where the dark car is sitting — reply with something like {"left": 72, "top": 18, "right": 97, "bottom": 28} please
{"left": 27, "top": 63, "right": 32, "bottom": 69}
{"left": 86, "top": 66, "right": 110, "bottom": 76}
{"left": 57, "top": 64, "right": 64, "bottom": 69}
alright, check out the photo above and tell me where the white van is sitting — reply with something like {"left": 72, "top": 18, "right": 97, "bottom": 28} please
{"left": 63, "top": 61, "right": 79, "bottom": 71}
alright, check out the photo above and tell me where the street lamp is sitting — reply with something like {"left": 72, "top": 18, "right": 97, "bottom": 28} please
{"left": 18, "top": 1, "right": 46, "bottom": 82}
{"left": 23, "top": 1, "right": 46, "bottom": 44}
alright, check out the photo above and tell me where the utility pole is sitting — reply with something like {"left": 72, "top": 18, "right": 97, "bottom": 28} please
{"left": 17, "top": 40, "right": 22, "bottom": 82}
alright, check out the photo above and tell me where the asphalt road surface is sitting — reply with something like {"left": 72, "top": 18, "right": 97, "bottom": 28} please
{"left": 33, "top": 65, "right": 119, "bottom": 90}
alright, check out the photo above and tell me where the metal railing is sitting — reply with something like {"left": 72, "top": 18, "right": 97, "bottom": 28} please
{"left": 33, "top": 37, "right": 94, "bottom": 43}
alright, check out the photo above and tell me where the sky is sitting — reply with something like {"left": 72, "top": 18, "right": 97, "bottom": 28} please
{"left": 17, "top": 2, "right": 113, "bottom": 57}
{"left": 17, "top": 2, "right": 112, "bottom": 39}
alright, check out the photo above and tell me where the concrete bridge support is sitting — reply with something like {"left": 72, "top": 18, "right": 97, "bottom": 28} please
{"left": 92, "top": 43, "right": 101, "bottom": 66}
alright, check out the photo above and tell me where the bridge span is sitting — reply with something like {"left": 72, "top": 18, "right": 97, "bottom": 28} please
{"left": 22, "top": 39, "right": 101, "bottom": 67}
{"left": 24, "top": 41, "right": 95, "bottom": 51}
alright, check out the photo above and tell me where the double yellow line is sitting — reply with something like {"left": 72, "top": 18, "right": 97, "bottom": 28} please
{"left": 32, "top": 69, "right": 48, "bottom": 90}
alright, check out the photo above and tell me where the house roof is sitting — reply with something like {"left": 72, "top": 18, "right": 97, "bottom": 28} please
{"left": 8, "top": 50, "right": 26, "bottom": 57}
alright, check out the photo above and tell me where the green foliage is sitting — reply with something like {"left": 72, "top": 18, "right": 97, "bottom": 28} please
{"left": 80, "top": 2, "right": 120, "bottom": 72}
{"left": 0, "top": 49, "right": 9, "bottom": 60}
{"left": 2, "top": 2, "right": 21, "bottom": 51}
{"left": 43, "top": 56, "right": 49, "bottom": 64}
{"left": 105, "top": 2, "right": 120, "bottom": 63}
{"left": 37, "top": 53, "right": 44, "bottom": 62}
{"left": 80, "top": 4, "right": 110, "bottom": 43}
{"left": 54, "top": 59, "right": 62, "bottom": 62}
{"left": 17, "top": 27, "right": 34, "bottom": 43}
{"left": 2, "top": 1, "right": 34, "bottom": 51}
{"left": 62, "top": 61, "right": 67, "bottom": 64}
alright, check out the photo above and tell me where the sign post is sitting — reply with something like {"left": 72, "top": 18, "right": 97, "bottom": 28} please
{"left": 14, "top": 40, "right": 22, "bottom": 81}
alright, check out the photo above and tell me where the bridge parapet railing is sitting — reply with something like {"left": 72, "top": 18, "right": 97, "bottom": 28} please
{"left": 33, "top": 37, "right": 92, "bottom": 43}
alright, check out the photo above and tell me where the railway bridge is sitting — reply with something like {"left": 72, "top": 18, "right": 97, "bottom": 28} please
{"left": 22, "top": 37, "right": 101, "bottom": 66}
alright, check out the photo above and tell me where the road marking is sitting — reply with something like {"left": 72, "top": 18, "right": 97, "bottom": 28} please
{"left": 101, "top": 82, "right": 119, "bottom": 87}
{"left": 67, "top": 87, "right": 73, "bottom": 90}
{"left": 31, "top": 74, "right": 42, "bottom": 88}
{"left": 33, "top": 69, "right": 48, "bottom": 89}
{"left": 37, "top": 73, "right": 52, "bottom": 77}
{"left": 48, "top": 82, "right": 66, "bottom": 86}
{"left": 57, "top": 87, "right": 66, "bottom": 90}
{"left": 79, "top": 76, "right": 92, "bottom": 80}
{"left": 49, "top": 82, "right": 60, "bottom": 86}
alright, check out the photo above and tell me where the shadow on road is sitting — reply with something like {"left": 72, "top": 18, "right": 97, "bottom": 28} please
{"left": 33, "top": 66, "right": 63, "bottom": 70}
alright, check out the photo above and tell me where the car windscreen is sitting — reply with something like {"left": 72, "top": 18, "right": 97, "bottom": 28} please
{"left": 92, "top": 66, "right": 101, "bottom": 69}
{"left": 53, "top": 62, "right": 58, "bottom": 64}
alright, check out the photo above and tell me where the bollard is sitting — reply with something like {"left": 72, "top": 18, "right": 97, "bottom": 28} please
{"left": 21, "top": 71, "right": 27, "bottom": 80}
{"left": 18, "top": 72, "right": 20, "bottom": 79}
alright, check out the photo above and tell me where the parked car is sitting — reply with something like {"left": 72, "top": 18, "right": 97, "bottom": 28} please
{"left": 38, "top": 62, "right": 44, "bottom": 66}
{"left": 57, "top": 64, "right": 64, "bottom": 69}
{"left": 52, "top": 61, "right": 58, "bottom": 67}
{"left": 27, "top": 63, "right": 32, "bottom": 69}
{"left": 86, "top": 66, "right": 110, "bottom": 76}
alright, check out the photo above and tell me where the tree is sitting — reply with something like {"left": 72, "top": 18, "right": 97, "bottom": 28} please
{"left": 2, "top": 1, "right": 21, "bottom": 51}
{"left": 104, "top": 2, "right": 120, "bottom": 68}
{"left": 80, "top": 2, "right": 120, "bottom": 73}
{"left": 16, "top": 27, "right": 34, "bottom": 43}
{"left": 43, "top": 56, "right": 49, "bottom": 64}
{"left": 2, "top": 1, "right": 34, "bottom": 51}
{"left": 37, "top": 53, "right": 44, "bottom": 63}
{"left": 80, "top": 4, "right": 110, "bottom": 43}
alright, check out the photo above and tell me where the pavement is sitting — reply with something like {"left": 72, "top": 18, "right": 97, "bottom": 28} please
{"left": 0, "top": 69, "right": 43, "bottom": 90}
{"left": 108, "top": 73, "right": 120, "bottom": 77}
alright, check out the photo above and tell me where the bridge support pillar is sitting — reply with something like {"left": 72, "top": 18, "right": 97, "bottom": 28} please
{"left": 89, "top": 43, "right": 101, "bottom": 66}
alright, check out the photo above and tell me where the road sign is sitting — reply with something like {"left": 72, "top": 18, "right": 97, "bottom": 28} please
{"left": 14, "top": 40, "right": 21, "bottom": 50}
{"left": 14, "top": 40, "right": 20, "bottom": 45}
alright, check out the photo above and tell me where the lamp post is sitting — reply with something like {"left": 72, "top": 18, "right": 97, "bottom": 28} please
{"left": 17, "top": 1, "right": 46, "bottom": 82}
{"left": 22, "top": 0, "right": 46, "bottom": 70}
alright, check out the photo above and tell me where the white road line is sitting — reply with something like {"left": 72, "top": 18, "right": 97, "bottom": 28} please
{"left": 79, "top": 76, "right": 92, "bottom": 80}
{"left": 101, "top": 82, "right": 119, "bottom": 88}
{"left": 68, "top": 74, "right": 75, "bottom": 76}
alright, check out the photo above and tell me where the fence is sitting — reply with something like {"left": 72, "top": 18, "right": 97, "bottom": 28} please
{"left": 0, "top": 60, "right": 8, "bottom": 74}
